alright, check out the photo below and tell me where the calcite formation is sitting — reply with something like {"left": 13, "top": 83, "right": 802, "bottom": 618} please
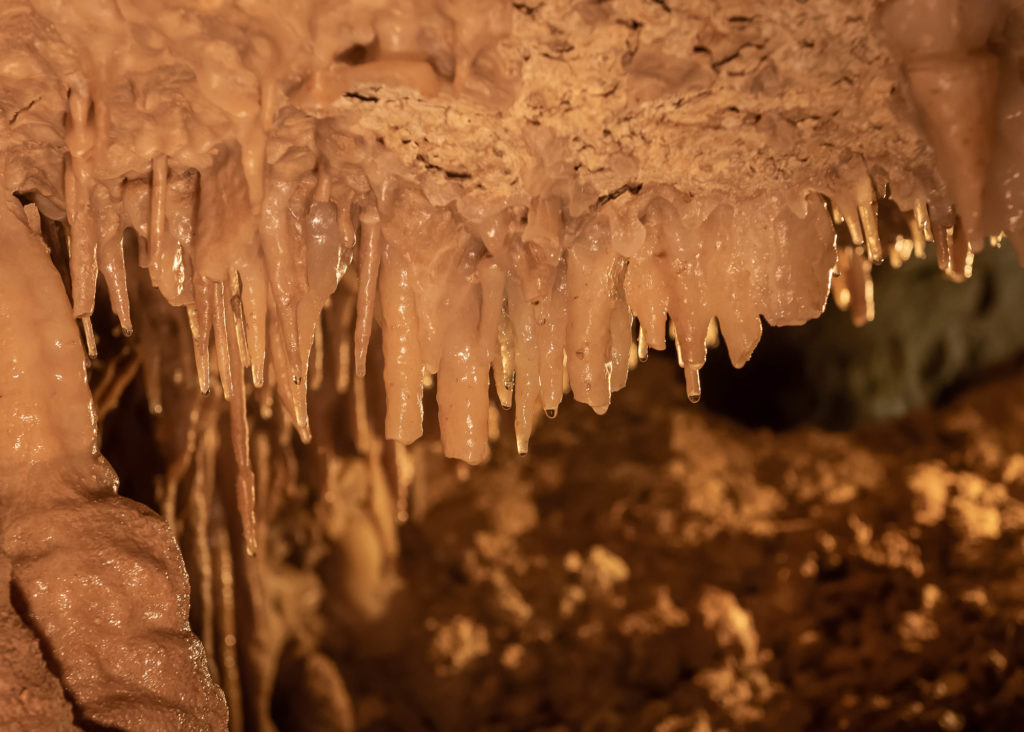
{"left": 0, "top": 200, "right": 227, "bottom": 727}
{"left": 0, "top": 0, "right": 1022, "bottom": 728}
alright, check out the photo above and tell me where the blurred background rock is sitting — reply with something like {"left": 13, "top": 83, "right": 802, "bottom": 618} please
{"left": 700, "top": 241, "right": 1024, "bottom": 430}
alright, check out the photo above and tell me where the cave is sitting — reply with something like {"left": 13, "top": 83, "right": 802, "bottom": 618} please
{"left": 3, "top": 0, "right": 1024, "bottom": 730}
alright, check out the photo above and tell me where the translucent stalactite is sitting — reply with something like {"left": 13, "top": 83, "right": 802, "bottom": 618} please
{"left": 354, "top": 207, "right": 382, "bottom": 379}
{"left": 212, "top": 281, "right": 236, "bottom": 401}
{"left": 494, "top": 310, "right": 515, "bottom": 411}
{"left": 188, "top": 278, "right": 215, "bottom": 395}
{"left": 437, "top": 278, "right": 491, "bottom": 464}
{"left": 566, "top": 216, "right": 620, "bottom": 415}
{"left": 64, "top": 89, "right": 99, "bottom": 344}
{"left": 377, "top": 233, "right": 424, "bottom": 444}
{"left": 537, "top": 262, "right": 569, "bottom": 416}
{"left": 506, "top": 273, "right": 544, "bottom": 455}
{"left": 93, "top": 182, "right": 132, "bottom": 335}
{"left": 227, "top": 295, "right": 258, "bottom": 556}
{"left": 13, "top": 0, "right": 1023, "bottom": 573}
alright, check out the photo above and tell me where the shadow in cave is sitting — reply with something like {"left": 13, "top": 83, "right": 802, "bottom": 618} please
{"left": 699, "top": 242, "right": 1024, "bottom": 431}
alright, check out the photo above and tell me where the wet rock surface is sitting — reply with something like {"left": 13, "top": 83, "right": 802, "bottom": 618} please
{"left": 0, "top": 553, "right": 77, "bottom": 732}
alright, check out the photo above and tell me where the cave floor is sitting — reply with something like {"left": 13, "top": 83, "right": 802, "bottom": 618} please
{"left": 325, "top": 355, "right": 1024, "bottom": 731}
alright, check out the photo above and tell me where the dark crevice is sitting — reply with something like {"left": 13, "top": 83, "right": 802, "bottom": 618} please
{"left": 344, "top": 91, "right": 379, "bottom": 103}
{"left": 8, "top": 97, "right": 39, "bottom": 125}
{"left": 415, "top": 154, "right": 472, "bottom": 180}
{"left": 710, "top": 42, "right": 766, "bottom": 70}
{"left": 334, "top": 44, "right": 369, "bottom": 65}
{"left": 39, "top": 213, "right": 75, "bottom": 307}
{"left": 512, "top": 2, "right": 542, "bottom": 16}
{"left": 596, "top": 182, "right": 642, "bottom": 207}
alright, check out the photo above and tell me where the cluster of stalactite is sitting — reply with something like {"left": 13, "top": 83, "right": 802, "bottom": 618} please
{"left": 2, "top": 0, "right": 1024, "bottom": 726}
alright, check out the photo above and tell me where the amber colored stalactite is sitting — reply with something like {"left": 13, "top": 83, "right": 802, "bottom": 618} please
{"left": 1, "top": 0, "right": 1023, "bottom": 729}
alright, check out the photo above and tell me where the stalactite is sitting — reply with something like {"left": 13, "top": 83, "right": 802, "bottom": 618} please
{"left": 4, "top": 0, "right": 1024, "bottom": 723}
